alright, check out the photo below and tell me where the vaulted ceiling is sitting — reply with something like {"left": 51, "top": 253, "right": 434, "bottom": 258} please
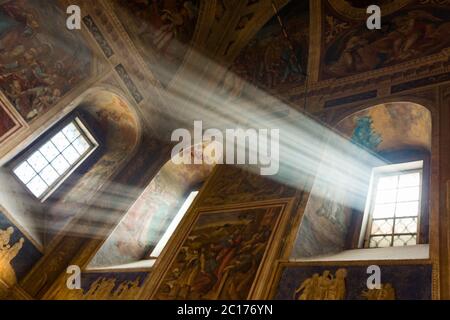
{"left": 1, "top": 0, "right": 450, "bottom": 160}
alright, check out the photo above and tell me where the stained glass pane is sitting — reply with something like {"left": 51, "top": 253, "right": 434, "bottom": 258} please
{"left": 371, "top": 219, "right": 393, "bottom": 235}
{"left": 394, "top": 217, "right": 417, "bottom": 234}
{"left": 369, "top": 236, "right": 392, "bottom": 248}
{"left": 393, "top": 235, "right": 417, "bottom": 246}
{"left": 368, "top": 167, "right": 422, "bottom": 248}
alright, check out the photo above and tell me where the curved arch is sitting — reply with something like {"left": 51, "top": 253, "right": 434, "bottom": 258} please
{"left": 0, "top": 86, "right": 143, "bottom": 249}
{"left": 33, "top": 88, "right": 142, "bottom": 245}
{"left": 292, "top": 101, "right": 433, "bottom": 259}
{"left": 335, "top": 102, "right": 432, "bottom": 152}
{"left": 87, "top": 143, "right": 215, "bottom": 269}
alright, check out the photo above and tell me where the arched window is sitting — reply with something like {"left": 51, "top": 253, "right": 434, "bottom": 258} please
{"left": 10, "top": 116, "right": 99, "bottom": 201}
{"left": 292, "top": 102, "right": 432, "bottom": 260}
{"left": 87, "top": 144, "right": 215, "bottom": 270}
{"left": 362, "top": 159, "right": 424, "bottom": 248}
{"left": 0, "top": 89, "right": 141, "bottom": 249}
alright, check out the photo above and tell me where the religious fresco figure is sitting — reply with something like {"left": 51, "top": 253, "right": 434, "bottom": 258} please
{"left": 155, "top": 209, "right": 279, "bottom": 300}
{"left": 0, "top": 0, "right": 91, "bottom": 121}
{"left": 0, "top": 227, "right": 24, "bottom": 286}
{"left": 114, "top": 0, "right": 200, "bottom": 86}
{"left": 294, "top": 268, "right": 347, "bottom": 300}
{"left": 324, "top": 7, "right": 450, "bottom": 78}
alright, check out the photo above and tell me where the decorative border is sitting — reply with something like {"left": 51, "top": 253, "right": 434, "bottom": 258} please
{"left": 83, "top": 15, "right": 114, "bottom": 58}
{"left": 0, "top": 93, "right": 25, "bottom": 144}
{"left": 115, "top": 64, "right": 144, "bottom": 104}
{"left": 392, "top": 72, "right": 450, "bottom": 93}
{"left": 324, "top": 90, "right": 377, "bottom": 108}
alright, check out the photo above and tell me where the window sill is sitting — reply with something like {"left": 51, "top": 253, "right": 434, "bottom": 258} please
{"left": 292, "top": 244, "right": 429, "bottom": 262}
{"left": 85, "top": 259, "right": 156, "bottom": 272}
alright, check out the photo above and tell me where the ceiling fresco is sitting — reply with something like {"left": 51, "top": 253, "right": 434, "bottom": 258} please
{"left": 112, "top": 0, "right": 200, "bottom": 87}
{"left": 0, "top": 0, "right": 92, "bottom": 122}
{"left": 335, "top": 102, "right": 432, "bottom": 152}
{"left": 321, "top": 1, "right": 450, "bottom": 80}
{"left": 228, "top": 0, "right": 309, "bottom": 96}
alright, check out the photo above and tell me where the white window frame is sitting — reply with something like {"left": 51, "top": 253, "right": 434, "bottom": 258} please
{"left": 11, "top": 116, "right": 99, "bottom": 202}
{"left": 359, "top": 160, "right": 423, "bottom": 249}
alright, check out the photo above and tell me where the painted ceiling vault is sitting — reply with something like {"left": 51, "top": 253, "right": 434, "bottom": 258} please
{"left": 1, "top": 0, "right": 449, "bottom": 141}
{"left": 0, "top": 0, "right": 92, "bottom": 122}
{"left": 336, "top": 102, "right": 432, "bottom": 152}
{"left": 0, "top": 0, "right": 450, "bottom": 301}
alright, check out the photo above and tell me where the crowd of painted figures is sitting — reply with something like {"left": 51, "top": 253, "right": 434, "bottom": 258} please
{"left": 0, "top": 0, "right": 90, "bottom": 121}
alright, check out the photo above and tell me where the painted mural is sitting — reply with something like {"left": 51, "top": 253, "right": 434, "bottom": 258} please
{"left": 45, "top": 91, "right": 140, "bottom": 243}
{"left": 88, "top": 147, "right": 215, "bottom": 268}
{"left": 275, "top": 263, "right": 432, "bottom": 300}
{"left": 154, "top": 206, "right": 281, "bottom": 300}
{"left": 114, "top": 0, "right": 200, "bottom": 87}
{"left": 53, "top": 272, "right": 147, "bottom": 300}
{"left": 322, "top": 2, "right": 450, "bottom": 79}
{"left": 200, "top": 165, "right": 295, "bottom": 206}
{"left": 293, "top": 103, "right": 431, "bottom": 258}
{"left": 293, "top": 178, "right": 353, "bottom": 258}
{"left": 350, "top": 116, "right": 382, "bottom": 151}
{"left": 0, "top": 210, "right": 42, "bottom": 287}
{"left": 228, "top": 1, "right": 309, "bottom": 96}
{"left": 0, "top": 103, "right": 17, "bottom": 141}
{"left": 0, "top": 0, "right": 92, "bottom": 121}
{"left": 335, "top": 102, "right": 432, "bottom": 152}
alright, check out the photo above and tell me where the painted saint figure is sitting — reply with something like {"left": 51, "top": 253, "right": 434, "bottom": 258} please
{"left": 0, "top": 227, "right": 24, "bottom": 286}
{"left": 294, "top": 268, "right": 347, "bottom": 300}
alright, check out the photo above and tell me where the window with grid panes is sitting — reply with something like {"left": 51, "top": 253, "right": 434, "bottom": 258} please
{"left": 12, "top": 117, "right": 98, "bottom": 201}
{"left": 365, "top": 166, "right": 422, "bottom": 248}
